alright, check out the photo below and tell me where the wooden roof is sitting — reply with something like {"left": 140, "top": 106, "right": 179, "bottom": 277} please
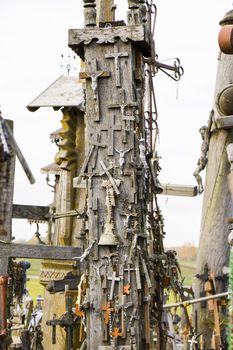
{"left": 40, "top": 162, "right": 62, "bottom": 175}
{"left": 27, "top": 75, "right": 84, "bottom": 112}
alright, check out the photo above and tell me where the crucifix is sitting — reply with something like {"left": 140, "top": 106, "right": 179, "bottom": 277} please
{"left": 100, "top": 114, "right": 121, "bottom": 156}
{"left": 120, "top": 206, "right": 137, "bottom": 230}
{"left": 114, "top": 148, "right": 132, "bottom": 175}
{"left": 105, "top": 51, "right": 129, "bottom": 88}
{"left": 108, "top": 90, "right": 137, "bottom": 143}
{"left": 79, "top": 59, "right": 110, "bottom": 121}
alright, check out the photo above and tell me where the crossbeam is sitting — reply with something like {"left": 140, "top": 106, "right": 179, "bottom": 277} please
{"left": 160, "top": 184, "right": 198, "bottom": 197}
{"left": 12, "top": 204, "right": 50, "bottom": 221}
{"left": 0, "top": 242, "right": 81, "bottom": 274}
{"left": 0, "top": 117, "right": 35, "bottom": 184}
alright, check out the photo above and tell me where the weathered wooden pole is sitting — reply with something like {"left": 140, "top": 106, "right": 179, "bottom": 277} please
{"left": 96, "top": 0, "right": 115, "bottom": 24}
{"left": 69, "top": 0, "right": 154, "bottom": 348}
{"left": 194, "top": 10, "right": 233, "bottom": 349}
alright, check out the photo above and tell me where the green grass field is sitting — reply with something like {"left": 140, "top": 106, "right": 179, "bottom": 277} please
{"left": 179, "top": 260, "right": 196, "bottom": 286}
{"left": 25, "top": 259, "right": 44, "bottom": 303}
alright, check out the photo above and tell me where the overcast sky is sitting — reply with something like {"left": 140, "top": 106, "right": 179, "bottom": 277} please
{"left": 0, "top": 1, "right": 231, "bottom": 246}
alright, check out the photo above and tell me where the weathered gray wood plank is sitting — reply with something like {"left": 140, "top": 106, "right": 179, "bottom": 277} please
{"left": 0, "top": 241, "right": 81, "bottom": 260}
{"left": 12, "top": 204, "right": 50, "bottom": 221}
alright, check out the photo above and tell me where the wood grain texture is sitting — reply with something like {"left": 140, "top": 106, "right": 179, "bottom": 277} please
{"left": 12, "top": 204, "right": 50, "bottom": 221}
{"left": 69, "top": 24, "right": 152, "bottom": 59}
{"left": 194, "top": 48, "right": 233, "bottom": 348}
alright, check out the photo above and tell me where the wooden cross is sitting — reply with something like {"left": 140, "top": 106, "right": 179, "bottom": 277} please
{"left": 105, "top": 52, "right": 129, "bottom": 87}
{"left": 99, "top": 160, "right": 120, "bottom": 195}
{"left": 79, "top": 59, "right": 110, "bottom": 121}
{"left": 108, "top": 91, "right": 137, "bottom": 143}
{"left": 0, "top": 117, "right": 35, "bottom": 184}
{"left": 0, "top": 241, "right": 81, "bottom": 275}
{"left": 114, "top": 295, "right": 133, "bottom": 338}
{"left": 120, "top": 210, "right": 137, "bottom": 230}
{"left": 124, "top": 261, "right": 141, "bottom": 290}
{"left": 73, "top": 134, "right": 106, "bottom": 187}
{"left": 107, "top": 271, "right": 121, "bottom": 300}
{"left": 100, "top": 114, "right": 121, "bottom": 156}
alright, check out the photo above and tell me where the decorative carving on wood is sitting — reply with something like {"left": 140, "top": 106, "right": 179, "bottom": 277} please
{"left": 69, "top": 25, "right": 151, "bottom": 60}
{"left": 127, "top": 0, "right": 145, "bottom": 26}
{"left": 83, "top": 0, "right": 96, "bottom": 27}
{"left": 40, "top": 261, "right": 76, "bottom": 285}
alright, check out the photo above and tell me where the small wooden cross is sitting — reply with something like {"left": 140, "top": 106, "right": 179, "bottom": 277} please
{"left": 108, "top": 90, "right": 137, "bottom": 143}
{"left": 100, "top": 114, "right": 122, "bottom": 156}
{"left": 105, "top": 51, "right": 129, "bottom": 87}
{"left": 124, "top": 260, "right": 141, "bottom": 290}
{"left": 99, "top": 160, "right": 121, "bottom": 195}
{"left": 79, "top": 59, "right": 110, "bottom": 121}
{"left": 107, "top": 271, "right": 121, "bottom": 301}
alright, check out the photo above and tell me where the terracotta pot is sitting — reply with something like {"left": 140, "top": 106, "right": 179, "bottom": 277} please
{"left": 218, "top": 25, "right": 233, "bottom": 54}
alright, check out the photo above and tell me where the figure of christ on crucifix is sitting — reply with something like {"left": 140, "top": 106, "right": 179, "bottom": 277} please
{"left": 79, "top": 59, "right": 110, "bottom": 122}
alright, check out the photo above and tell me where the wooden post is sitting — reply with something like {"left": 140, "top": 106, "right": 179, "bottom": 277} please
{"left": 96, "top": 0, "right": 115, "bottom": 24}
{"left": 69, "top": 5, "right": 152, "bottom": 348}
{"left": 0, "top": 119, "right": 15, "bottom": 238}
{"left": 194, "top": 10, "right": 233, "bottom": 348}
